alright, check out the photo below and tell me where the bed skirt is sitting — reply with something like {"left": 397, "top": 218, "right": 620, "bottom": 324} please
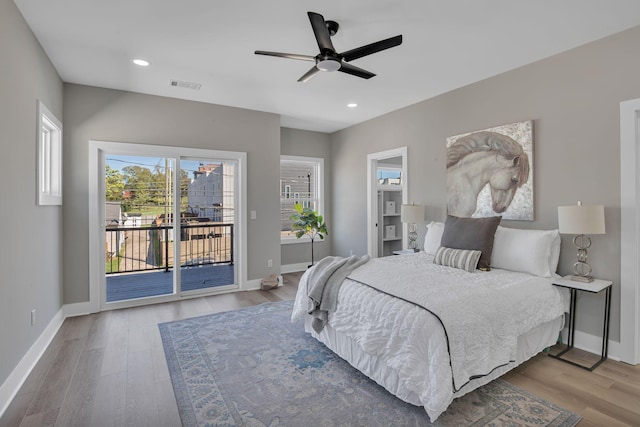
{"left": 304, "top": 314, "right": 564, "bottom": 419}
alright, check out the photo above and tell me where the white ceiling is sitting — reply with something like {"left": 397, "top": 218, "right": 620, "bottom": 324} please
{"left": 14, "top": 0, "right": 640, "bottom": 133}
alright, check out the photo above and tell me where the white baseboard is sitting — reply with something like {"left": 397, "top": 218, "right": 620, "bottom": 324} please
{"left": 281, "top": 263, "right": 309, "bottom": 274}
{"left": 0, "top": 307, "right": 65, "bottom": 418}
{"left": 244, "top": 278, "right": 262, "bottom": 291}
{"left": 575, "top": 330, "right": 622, "bottom": 361}
{"left": 63, "top": 301, "right": 96, "bottom": 318}
{"left": 560, "top": 327, "right": 622, "bottom": 361}
{"left": 244, "top": 275, "right": 285, "bottom": 291}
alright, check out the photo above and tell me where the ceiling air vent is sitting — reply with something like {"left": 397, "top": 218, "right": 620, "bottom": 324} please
{"left": 169, "top": 80, "right": 202, "bottom": 90}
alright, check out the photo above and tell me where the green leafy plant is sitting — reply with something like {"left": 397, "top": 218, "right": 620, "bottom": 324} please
{"left": 290, "top": 203, "right": 328, "bottom": 266}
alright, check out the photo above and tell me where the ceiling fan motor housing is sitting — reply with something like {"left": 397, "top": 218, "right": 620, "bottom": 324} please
{"left": 325, "top": 20, "right": 339, "bottom": 36}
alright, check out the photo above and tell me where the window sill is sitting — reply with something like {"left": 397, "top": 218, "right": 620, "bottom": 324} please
{"left": 281, "top": 236, "right": 311, "bottom": 245}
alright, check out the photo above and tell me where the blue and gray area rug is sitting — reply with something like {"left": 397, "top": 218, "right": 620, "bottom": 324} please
{"left": 159, "top": 300, "right": 581, "bottom": 426}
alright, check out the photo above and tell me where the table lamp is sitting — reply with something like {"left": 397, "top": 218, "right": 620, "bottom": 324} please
{"left": 401, "top": 203, "right": 425, "bottom": 252}
{"left": 557, "top": 201, "right": 605, "bottom": 282}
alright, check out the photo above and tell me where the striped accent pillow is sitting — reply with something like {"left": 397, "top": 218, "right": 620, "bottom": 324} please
{"left": 433, "top": 246, "right": 482, "bottom": 273}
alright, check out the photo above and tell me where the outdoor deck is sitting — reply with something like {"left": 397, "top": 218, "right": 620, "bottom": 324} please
{"left": 106, "top": 263, "right": 234, "bottom": 302}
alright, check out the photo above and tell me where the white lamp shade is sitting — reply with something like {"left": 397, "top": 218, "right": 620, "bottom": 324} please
{"left": 401, "top": 204, "right": 425, "bottom": 224}
{"left": 558, "top": 204, "right": 605, "bottom": 235}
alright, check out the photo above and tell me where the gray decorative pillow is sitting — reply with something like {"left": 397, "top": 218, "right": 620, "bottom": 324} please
{"left": 433, "top": 246, "right": 481, "bottom": 273}
{"left": 440, "top": 215, "right": 502, "bottom": 271}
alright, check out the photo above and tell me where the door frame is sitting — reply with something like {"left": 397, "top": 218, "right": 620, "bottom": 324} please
{"left": 620, "top": 98, "right": 640, "bottom": 365}
{"left": 367, "top": 147, "right": 408, "bottom": 257}
{"left": 88, "top": 140, "right": 248, "bottom": 312}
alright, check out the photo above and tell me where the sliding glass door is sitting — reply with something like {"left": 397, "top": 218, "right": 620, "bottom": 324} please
{"left": 91, "top": 142, "right": 245, "bottom": 310}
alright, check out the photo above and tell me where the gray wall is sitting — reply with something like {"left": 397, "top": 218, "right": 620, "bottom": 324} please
{"left": 0, "top": 0, "right": 64, "bottom": 387}
{"left": 331, "top": 26, "right": 640, "bottom": 342}
{"left": 63, "top": 84, "right": 281, "bottom": 303}
{"left": 281, "top": 128, "right": 332, "bottom": 266}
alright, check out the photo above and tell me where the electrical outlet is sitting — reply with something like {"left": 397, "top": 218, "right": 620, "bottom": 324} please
{"left": 267, "top": 259, "right": 273, "bottom": 268}
{"left": 31, "top": 309, "right": 36, "bottom": 326}
{"left": 250, "top": 210, "right": 257, "bottom": 220}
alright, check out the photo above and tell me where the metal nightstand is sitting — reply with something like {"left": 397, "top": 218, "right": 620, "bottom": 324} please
{"left": 549, "top": 275, "right": 612, "bottom": 371}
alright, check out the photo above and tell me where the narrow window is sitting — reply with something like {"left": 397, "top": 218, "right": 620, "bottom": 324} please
{"left": 37, "top": 101, "right": 62, "bottom": 205}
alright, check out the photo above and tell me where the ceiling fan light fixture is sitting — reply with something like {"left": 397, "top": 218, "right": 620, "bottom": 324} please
{"left": 317, "top": 59, "right": 341, "bottom": 72}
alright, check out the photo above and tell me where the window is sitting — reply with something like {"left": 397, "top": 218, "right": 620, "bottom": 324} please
{"left": 280, "top": 155, "right": 324, "bottom": 242}
{"left": 37, "top": 101, "right": 62, "bottom": 205}
{"left": 377, "top": 167, "right": 402, "bottom": 186}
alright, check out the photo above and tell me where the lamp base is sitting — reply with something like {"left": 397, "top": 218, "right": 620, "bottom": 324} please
{"left": 570, "top": 275, "right": 594, "bottom": 283}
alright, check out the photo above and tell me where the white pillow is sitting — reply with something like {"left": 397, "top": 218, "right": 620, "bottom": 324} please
{"left": 424, "top": 221, "right": 445, "bottom": 255}
{"left": 491, "top": 226, "right": 561, "bottom": 277}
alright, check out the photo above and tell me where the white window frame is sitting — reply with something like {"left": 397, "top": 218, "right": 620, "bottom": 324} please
{"left": 280, "top": 155, "right": 324, "bottom": 244}
{"left": 37, "top": 101, "right": 62, "bottom": 205}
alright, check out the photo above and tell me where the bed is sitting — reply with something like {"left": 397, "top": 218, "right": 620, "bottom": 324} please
{"left": 291, "top": 217, "right": 570, "bottom": 422}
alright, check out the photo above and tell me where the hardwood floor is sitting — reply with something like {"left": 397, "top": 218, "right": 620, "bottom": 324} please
{"left": 2, "top": 271, "right": 639, "bottom": 426}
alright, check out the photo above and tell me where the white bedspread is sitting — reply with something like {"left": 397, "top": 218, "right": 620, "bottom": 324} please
{"left": 292, "top": 252, "right": 569, "bottom": 421}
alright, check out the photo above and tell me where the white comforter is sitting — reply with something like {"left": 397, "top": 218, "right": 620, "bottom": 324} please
{"left": 291, "top": 252, "right": 569, "bottom": 421}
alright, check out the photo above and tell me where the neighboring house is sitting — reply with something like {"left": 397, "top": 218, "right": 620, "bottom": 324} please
{"left": 187, "top": 163, "right": 235, "bottom": 224}
{"left": 104, "top": 202, "right": 142, "bottom": 259}
{"left": 280, "top": 162, "right": 316, "bottom": 231}
{"left": 122, "top": 213, "right": 142, "bottom": 228}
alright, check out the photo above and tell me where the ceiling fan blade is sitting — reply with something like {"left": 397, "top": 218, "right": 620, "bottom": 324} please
{"left": 254, "top": 51, "right": 315, "bottom": 62}
{"left": 298, "top": 66, "right": 321, "bottom": 82}
{"left": 308, "top": 11, "right": 335, "bottom": 53}
{"left": 340, "top": 35, "right": 402, "bottom": 62}
{"left": 338, "top": 62, "right": 375, "bottom": 79}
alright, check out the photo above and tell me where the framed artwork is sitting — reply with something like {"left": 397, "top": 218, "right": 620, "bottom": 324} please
{"left": 446, "top": 120, "right": 533, "bottom": 221}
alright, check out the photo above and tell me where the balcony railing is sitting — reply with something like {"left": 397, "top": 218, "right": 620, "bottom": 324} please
{"left": 106, "top": 222, "right": 233, "bottom": 274}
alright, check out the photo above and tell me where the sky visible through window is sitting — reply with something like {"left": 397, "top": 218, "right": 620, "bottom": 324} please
{"left": 106, "top": 155, "right": 205, "bottom": 176}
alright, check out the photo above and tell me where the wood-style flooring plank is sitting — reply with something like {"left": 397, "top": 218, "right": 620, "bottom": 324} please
{"left": 24, "top": 338, "right": 84, "bottom": 417}
{"left": 54, "top": 348, "right": 104, "bottom": 427}
{"left": 84, "top": 311, "right": 112, "bottom": 351}
{"left": 100, "top": 310, "right": 129, "bottom": 377}
{"left": 125, "top": 349, "right": 160, "bottom": 427}
{"left": 579, "top": 407, "right": 633, "bottom": 427}
{"left": 19, "top": 408, "right": 58, "bottom": 427}
{"left": 16, "top": 329, "right": 65, "bottom": 397}
{"left": 89, "top": 372, "right": 126, "bottom": 427}
{"left": 60, "top": 315, "right": 93, "bottom": 342}
{"left": 127, "top": 306, "right": 153, "bottom": 354}
{"left": 154, "top": 380, "right": 181, "bottom": 427}
{"left": 0, "top": 392, "right": 33, "bottom": 427}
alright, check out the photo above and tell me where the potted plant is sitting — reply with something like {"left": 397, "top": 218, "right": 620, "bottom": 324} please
{"left": 290, "top": 203, "right": 328, "bottom": 267}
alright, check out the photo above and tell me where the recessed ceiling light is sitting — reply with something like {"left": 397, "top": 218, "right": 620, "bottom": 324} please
{"left": 133, "top": 59, "right": 150, "bottom": 67}
{"left": 347, "top": 103, "right": 358, "bottom": 108}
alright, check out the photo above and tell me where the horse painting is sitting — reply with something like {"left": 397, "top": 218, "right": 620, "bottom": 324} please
{"left": 447, "top": 131, "right": 530, "bottom": 218}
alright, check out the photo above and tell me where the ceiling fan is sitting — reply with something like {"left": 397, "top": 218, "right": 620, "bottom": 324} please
{"left": 255, "top": 11, "right": 402, "bottom": 82}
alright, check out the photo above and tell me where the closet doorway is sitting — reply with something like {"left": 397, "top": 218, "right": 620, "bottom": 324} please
{"left": 366, "top": 147, "right": 408, "bottom": 257}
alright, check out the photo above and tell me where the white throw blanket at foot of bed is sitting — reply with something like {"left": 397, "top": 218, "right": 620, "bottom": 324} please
{"left": 291, "top": 253, "right": 569, "bottom": 421}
